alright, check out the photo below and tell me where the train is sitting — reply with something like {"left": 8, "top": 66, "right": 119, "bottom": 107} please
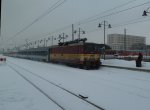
{"left": 5, "top": 38, "right": 102, "bottom": 69}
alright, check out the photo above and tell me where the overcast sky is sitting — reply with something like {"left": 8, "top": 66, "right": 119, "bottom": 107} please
{"left": 1, "top": 0, "right": 150, "bottom": 49}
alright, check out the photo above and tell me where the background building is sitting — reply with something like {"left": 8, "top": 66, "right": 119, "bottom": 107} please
{"left": 107, "top": 34, "right": 146, "bottom": 51}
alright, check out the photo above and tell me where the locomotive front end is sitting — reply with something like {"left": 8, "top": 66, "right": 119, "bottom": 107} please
{"left": 81, "top": 43, "right": 101, "bottom": 69}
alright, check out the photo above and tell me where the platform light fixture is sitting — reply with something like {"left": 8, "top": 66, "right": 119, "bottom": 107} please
{"left": 98, "top": 20, "right": 111, "bottom": 60}
{"left": 142, "top": 7, "right": 150, "bottom": 16}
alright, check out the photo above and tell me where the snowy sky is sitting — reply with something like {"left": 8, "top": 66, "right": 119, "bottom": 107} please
{"left": 1, "top": 0, "right": 150, "bottom": 49}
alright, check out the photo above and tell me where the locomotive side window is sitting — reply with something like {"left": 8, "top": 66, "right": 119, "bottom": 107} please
{"left": 84, "top": 45, "right": 94, "bottom": 52}
{"left": 84, "top": 44, "right": 100, "bottom": 53}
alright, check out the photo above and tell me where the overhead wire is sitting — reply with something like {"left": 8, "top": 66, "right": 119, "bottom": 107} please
{"left": 84, "top": 16, "right": 150, "bottom": 35}
{"left": 113, "top": 16, "right": 150, "bottom": 28}
{"left": 30, "top": 16, "right": 150, "bottom": 47}
{"left": 2, "top": 0, "right": 150, "bottom": 48}
{"left": 23, "top": 0, "right": 143, "bottom": 42}
{"left": 2, "top": 0, "right": 66, "bottom": 45}
{"left": 33, "top": 0, "right": 150, "bottom": 40}
{"left": 67, "top": 1, "right": 150, "bottom": 39}
{"left": 79, "top": 1, "right": 150, "bottom": 25}
{"left": 77, "top": 0, "right": 138, "bottom": 25}
{"left": 26, "top": 24, "right": 72, "bottom": 43}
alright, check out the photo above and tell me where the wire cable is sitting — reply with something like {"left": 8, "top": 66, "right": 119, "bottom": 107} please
{"left": 80, "top": 1, "right": 150, "bottom": 25}
{"left": 21, "top": 0, "right": 145, "bottom": 43}
{"left": 2, "top": 0, "right": 150, "bottom": 49}
{"left": 77, "top": 0, "right": 138, "bottom": 25}
{"left": 2, "top": 0, "right": 66, "bottom": 44}
{"left": 113, "top": 17, "right": 150, "bottom": 28}
{"left": 84, "top": 16, "right": 150, "bottom": 34}
{"left": 34, "top": 1, "right": 150, "bottom": 40}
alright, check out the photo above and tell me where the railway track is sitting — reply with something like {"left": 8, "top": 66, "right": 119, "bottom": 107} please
{"left": 8, "top": 61, "right": 105, "bottom": 110}
{"left": 36, "top": 62, "right": 150, "bottom": 100}
{"left": 8, "top": 64, "right": 65, "bottom": 110}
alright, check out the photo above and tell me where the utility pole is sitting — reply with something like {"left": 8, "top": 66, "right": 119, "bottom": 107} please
{"left": 98, "top": 20, "right": 111, "bottom": 60}
{"left": 52, "top": 36, "right": 53, "bottom": 46}
{"left": 78, "top": 27, "right": 81, "bottom": 40}
{"left": 25, "top": 39, "right": 29, "bottom": 49}
{"left": 104, "top": 21, "right": 106, "bottom": 53}
{"left": 74, "top": 27, "right": 85, "bottom": 41}
{"left": 58, "top": 33, "right": 68, "bottom": 43}
{"left": 44, "top": 38, "right": 46, "bottom": 47}
{"left": 72, "top": 24, "right": 74, "bottom": 41}
{"left": 124, "top": 28, "right": 126, "bottom": 51}
{"left": 62, "top": 33, "right": 65, "bottom": 43}
{"left": 0, "top": 0, "right": 1, "bottom": 37}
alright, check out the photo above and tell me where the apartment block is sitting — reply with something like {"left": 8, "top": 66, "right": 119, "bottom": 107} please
{"left": 107, "top": 34, "right": 146, "bottom": 50}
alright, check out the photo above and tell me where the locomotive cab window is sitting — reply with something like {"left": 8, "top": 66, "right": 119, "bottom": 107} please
{"left": 84, "top": 44, "right": 99, "bottom": 52}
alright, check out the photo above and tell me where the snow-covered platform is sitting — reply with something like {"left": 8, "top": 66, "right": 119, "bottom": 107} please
{"left": 102, "top": 59, "right": 150, "bottom": 72}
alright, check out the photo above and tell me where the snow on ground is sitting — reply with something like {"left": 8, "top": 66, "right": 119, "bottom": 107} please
{"left": 101, "top": 59, "right": 150, "bottom": 69}
{"left": 0, "top": 63, "right": 63, "bottom": 110}
{"left": 0, "top": 56, "right": 150, "bottom": 110}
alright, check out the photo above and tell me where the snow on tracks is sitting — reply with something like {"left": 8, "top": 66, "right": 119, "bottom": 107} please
{"left": 8, "top": 61, "right": 105, "bottom": 110}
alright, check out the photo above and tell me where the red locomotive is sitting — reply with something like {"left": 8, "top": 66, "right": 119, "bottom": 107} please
{"left": 50, "top": 38, "right": 101, "bottom": 69}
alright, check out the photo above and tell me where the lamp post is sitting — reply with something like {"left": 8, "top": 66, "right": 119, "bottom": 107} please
{"left": 74, "top": 27, "right": 85, "bottom": 40}
{"left": 58, "top": 33, "right": 68, "bottom": 43}
{"left": 142, "top": 7, "right": 150, "bottom": 16}
{"left": 50, "top": 36, "right": 55, "bottom": 46}
{"left": 142, "top": 7, "right": 150, "bottom": 60}
{"left": 124, "top": 28, "right": 126, "bottom": 51}
{"left": 98, "top": 20, "right": 111, "bottom": 60}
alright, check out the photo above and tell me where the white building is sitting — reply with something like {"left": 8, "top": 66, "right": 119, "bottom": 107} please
{"left": 107, "top": 34, "right": 146, "bottom": 50}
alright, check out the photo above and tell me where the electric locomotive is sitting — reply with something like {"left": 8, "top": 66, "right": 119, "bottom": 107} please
{"left": 50, "top": 38, "right": 101, "bottom": 69}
